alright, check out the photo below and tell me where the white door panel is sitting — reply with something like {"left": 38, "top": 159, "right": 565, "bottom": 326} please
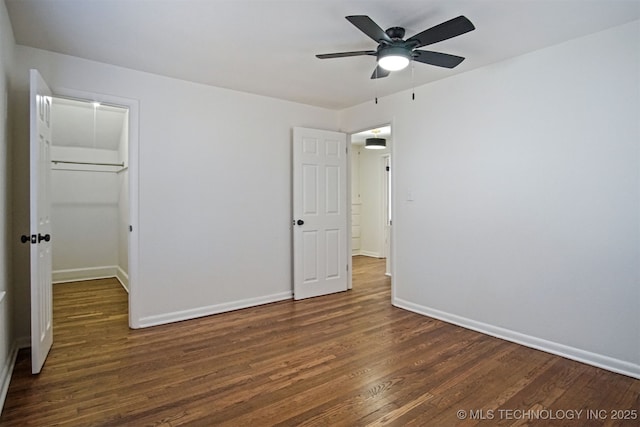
{"left": 29, "top": 69, "right": 54, "bottom": 374}
{"left": 303, "top": 164, "right": 318, "bottom": 215}
{"left": 302, "top": 230, "right": 318, "bottom": 282}
{"left": 293, "top": 128, "right": 348, "bottom": 300}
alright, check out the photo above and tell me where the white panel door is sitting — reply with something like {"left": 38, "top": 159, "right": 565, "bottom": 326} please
{"left": 29, "top": 69, "right": 54, "bottom": 374}
{"left": 293, "top": 127, "right": 348, "bottom": 300}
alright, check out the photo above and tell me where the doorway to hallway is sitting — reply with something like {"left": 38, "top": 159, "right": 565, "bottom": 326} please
{"left": 350, "top": 125, "right": 392, "bottom": 283}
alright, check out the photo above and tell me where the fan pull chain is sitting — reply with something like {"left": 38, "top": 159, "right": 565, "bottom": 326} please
{"left": 374, "top": 67, "right": 379, "bottom": 104}
{"left": 411, "top": 61, "right": 416, "bottom": 101}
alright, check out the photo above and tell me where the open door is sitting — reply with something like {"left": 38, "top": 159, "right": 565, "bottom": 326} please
{"left": 29, "top": 69, "right": 54, "bottom": 374}
{"left": 293, "top": 127, "right": 348, "bottom": 299}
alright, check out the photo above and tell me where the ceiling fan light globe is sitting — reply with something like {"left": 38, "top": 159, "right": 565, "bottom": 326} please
{"left": 378, "top": 55, "right": 409, "bottom": 71}
{"left": 378, "top": 48, "right": 411, "bottom": 71}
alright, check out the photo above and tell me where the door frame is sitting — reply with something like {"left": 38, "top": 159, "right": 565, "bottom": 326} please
{"left": 382, "top": 154, "right": 391, "bottom": 276}
{"left": 51, "top": 87, "right": 140, "bottom": 328}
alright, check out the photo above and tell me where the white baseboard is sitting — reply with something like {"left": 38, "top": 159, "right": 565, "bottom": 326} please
{"left": 1, "top": 337, "right": 32, "bottom": 415}
{"left": 116, "top": 267, "right": 129, "bottom": 293}
{"left": 0, "top": 343, "right": 17, "bottom": 415}
{"left": 357, "top": 251, "right": 384, "bottom": 258}
{"left": 53, "top": 265, "right": 129, "bottom": 294}
{"left": 1, "top": 295, "right": 12, "bottom": 415}
{"left": 53, "top": 266, "right": 119, "bottom": 283}
{"left": 393, "top": 297, "right": 640, "bottom": 380}
{"left": 137, "top": 291, "right": 293, "bottom": 328}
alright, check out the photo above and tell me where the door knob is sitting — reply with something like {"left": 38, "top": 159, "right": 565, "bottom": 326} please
{"left": 38, "top": 233, "right": 51, "bottom": 243}
{"left": 296, "top": 219, "right": 304, "bottom": 226}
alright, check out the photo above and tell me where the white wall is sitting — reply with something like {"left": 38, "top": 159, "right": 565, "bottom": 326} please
{"left": 10, "top": 46, "right": 340, "bottom": 331}
{"left": 341, "top": 20, "right": 640, "bottom": 378}
{"left": 50, "top": 146, "right": 121, "bottom": 282}
{"left": 0, "top": 0, "right": 15, "bottom": 411}
{"left": 358, "top": 145, "right": 390, "bottom": 258}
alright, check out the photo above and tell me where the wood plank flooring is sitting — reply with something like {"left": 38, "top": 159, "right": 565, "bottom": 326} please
{"left": 1, "top": 256, "right": 638, "bottom": 426}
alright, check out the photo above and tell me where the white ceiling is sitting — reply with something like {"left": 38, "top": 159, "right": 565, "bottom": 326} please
{"left": 52, "top": 97, "right": 127, "bottom": 150}
{"left": 6, "top": 0, "right": 640, "bottom": 110}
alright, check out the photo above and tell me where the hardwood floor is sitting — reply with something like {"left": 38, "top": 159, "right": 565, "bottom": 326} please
{"left": 1, "top": 256, "right": 638, "bottom": 426}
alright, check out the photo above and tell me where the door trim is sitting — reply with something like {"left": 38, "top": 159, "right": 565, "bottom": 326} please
{"left": 382, "top": 154, "right": 391, "bottom": 276}
{"left": 51, "top": 87, "right": 140, "bottom": 328}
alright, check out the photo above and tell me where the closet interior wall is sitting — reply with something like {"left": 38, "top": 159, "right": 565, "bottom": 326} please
{"left": 50, "top": 98, "right": 129, "bottom": 290}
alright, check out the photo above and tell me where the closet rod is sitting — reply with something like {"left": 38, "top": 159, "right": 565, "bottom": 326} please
{"left": 51, "top": 160, "right": 125, "bottom": 167}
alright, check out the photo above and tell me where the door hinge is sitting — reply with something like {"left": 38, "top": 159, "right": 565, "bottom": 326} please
{"left": 347, "top": 264, "right": 349, "bottom": 272}
{"left": 129, "top": 225, "right": 133, "bottom": 232}
{"left": 386, "top": 166, "right": 390, "bottom": 171}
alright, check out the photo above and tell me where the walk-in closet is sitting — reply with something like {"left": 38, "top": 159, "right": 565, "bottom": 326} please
{"left": 50, "top": 97, "right": 130, "bottom": 291}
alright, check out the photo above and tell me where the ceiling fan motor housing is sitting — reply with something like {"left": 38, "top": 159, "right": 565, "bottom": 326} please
{"left": 385, "top": 26, "right": 406, "bottom": 40}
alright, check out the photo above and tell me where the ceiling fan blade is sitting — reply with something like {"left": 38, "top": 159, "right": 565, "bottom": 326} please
{"left": 346, "top": 15, "right": 392, "bottom": 44}
{"left": 370, "top": 66, "right": 390, "bottom": 79}
{"left": 407, "top": 16, "right": 475, "bottom": 48}
{"left": 316, "top": 50, "right": 376, "bottom": 59}
{"left": 413, "top": 50, "right": 465, "bottom": 68}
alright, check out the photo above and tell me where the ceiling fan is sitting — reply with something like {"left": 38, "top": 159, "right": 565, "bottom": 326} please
{"left": 316, "top": 15, "right": 475, "bottom": 79}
